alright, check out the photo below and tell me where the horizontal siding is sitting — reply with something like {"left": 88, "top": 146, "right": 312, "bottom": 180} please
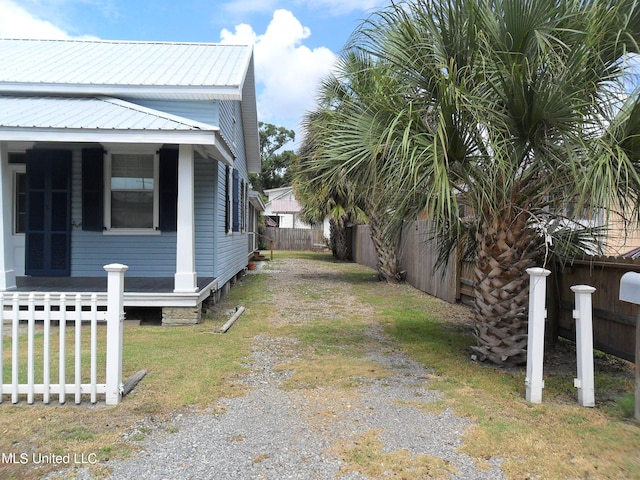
{"left": 25, "top": 116, "right": 251, "bottom": 284}
{"left": 195, "top": 154, "right": 215, "bottom": 275}
{"left": 213, "top": 161, "right": 248, "bottom": 285}
{"left": 129, "top": 99, "right": 219, "bottom": 126}
{"left": 69, "top": 145, "right": 177, "bottom": 277}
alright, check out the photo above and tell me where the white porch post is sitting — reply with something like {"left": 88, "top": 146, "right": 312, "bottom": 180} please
{"left": 174, "top": 144, "right": 198, "bottom": 293}
{"left": 0, "top": 143, "right": 15, "bottom": 290}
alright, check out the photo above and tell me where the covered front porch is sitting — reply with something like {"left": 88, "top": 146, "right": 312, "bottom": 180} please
{"left": 0, "top": 96, "right": 233, "bottom": 298}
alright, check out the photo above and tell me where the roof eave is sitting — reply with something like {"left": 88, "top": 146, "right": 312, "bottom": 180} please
{"left": 0, "top": 83, "right": 244, "bottom": 101}
{"left": 248, "top": 191, "right": 266, "bottom": 211}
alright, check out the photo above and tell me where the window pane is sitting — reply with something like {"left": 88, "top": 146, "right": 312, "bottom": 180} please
{"left": 111, "top": 154, "right": 154, "bottom": 190}
{"left": 15, "top": 172, "right": 26, "bottom": 234}
{"left": 111, "top": 192, "right": 154, "bottom": 228}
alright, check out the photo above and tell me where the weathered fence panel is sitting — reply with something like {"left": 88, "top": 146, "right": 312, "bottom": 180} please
{"left": 551, "top": 257, "right": 640, "bottom": 362}
{"left": 262, "top": 227, "right": 325, "bottom": 251}
{"left": 351, "top": 221, "right": 458, "bottom": 303}
{"left": 398, "top": 221, "right": 458, "bottom": 304}
{"left": 352, "top": 225, "right": 378, "bottom": 270}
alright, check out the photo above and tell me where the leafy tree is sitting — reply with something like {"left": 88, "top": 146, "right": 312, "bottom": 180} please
{"left": 303, "top": 0, "right": 640, "bottom": 365}
{"left": 251, "top": 122, "right": 297, "bottom": 194}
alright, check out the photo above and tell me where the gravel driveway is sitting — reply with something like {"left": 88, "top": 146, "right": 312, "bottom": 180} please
{"left": 68, "top": 256, "right": 507, "bottom": 479}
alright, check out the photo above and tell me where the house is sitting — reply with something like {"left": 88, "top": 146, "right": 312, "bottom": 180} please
{"left": 0, "top": 39, "right": 261, "bottom": 324}
{"left": 263, "top": 186, "right": 330, "bottom": 237}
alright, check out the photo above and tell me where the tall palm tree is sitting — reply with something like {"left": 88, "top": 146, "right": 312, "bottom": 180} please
{"left": 295, "top": 109, "right": 366, "bottom": 261}
{"left": 298, "top": 52, "right": 407, "bottom": 281}
{"left": 319, "top": 0, "right": 640, "bottom": 364}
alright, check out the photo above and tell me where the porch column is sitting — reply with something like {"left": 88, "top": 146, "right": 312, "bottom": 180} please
{"left": 0, "top": 143, "right": 15, "bottom": 290}
{"left": 174, "top": 144, "right": 198, "bottom": 293}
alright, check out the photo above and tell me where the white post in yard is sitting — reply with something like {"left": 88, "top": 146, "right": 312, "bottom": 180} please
{"left": 104, "top": 263, "right": 128, "bottom": 406}
{"left": 571, "top": 285, "right": 596, "bottom": 407}
{"left": 525, "top": 267, "right": 551, "bottom": 404}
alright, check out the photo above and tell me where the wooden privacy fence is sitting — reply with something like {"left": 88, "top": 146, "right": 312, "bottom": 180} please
{"left": 550, "top": 257, "right": 640, "bottom": 362}
{"left": 351, "top": 221, "right": 459, "bottom": 303}
{"left": 352, "top": 222, "right": 638, "bottom": 362}
{"left": 262, "top": 227, "right": 326, "bottom": 251}
{"left": 0, "top": 264, "right": 127, "bottom": 405}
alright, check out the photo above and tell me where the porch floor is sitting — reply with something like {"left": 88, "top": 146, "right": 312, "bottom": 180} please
{"left": 15, "top": 276, "right": 216, "bottom": 293}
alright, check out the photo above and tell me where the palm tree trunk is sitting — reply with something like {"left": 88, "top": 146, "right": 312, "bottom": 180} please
{"left": 368, "top": 210, "right": 404, "bottom": 283}
{"left": 330, "top": 218, "right": 350, "bottom": 261}
{"left": 471, "top": 212, "right": 537, "bottom": 365}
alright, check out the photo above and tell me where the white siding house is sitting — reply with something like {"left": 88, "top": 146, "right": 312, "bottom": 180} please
{"left": 0, "top": 39, "right": 260, "bottom": 324}
{"left": 263, "top": 186, "right": 330, "bottom": 238}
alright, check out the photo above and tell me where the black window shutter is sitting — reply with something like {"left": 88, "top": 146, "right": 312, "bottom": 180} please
{"left": 225, "top": 165, "right": 231, "bottom": 232}
{"left": 232, "top": 169, "right": 240, "bottom": 232}
{"left": 159, "top": 148, "right": 179, "bottom": 232}
{"left": 81, "top": 148, "right": 104, "bottom": 231}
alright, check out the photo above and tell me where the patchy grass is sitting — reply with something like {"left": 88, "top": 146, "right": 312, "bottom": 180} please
{"left": 0, "top": 272, "right": 270, "bottom": 479}
{"left": 334, "top": 429, "right": 455, "bottom": 479}
{"left": 357, "top": 275, "right": 640, "bottom": 479}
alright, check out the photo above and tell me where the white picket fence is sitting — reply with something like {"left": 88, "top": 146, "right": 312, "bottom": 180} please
{"left": 0, "top": 264, "right": 128, "bottom": 406}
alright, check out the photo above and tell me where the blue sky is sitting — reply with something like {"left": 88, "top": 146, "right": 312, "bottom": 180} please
{"left": 0, "top": 0, "right": 390, "bottom": 147}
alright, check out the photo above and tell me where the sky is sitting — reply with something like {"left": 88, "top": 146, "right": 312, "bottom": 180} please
{"left": 0, "top": 0, "right": 390, "bottom": 149}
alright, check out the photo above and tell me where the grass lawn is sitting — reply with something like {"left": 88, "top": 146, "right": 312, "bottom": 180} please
{"left": 0, "top": 251, "right": 638, "bottom": 479}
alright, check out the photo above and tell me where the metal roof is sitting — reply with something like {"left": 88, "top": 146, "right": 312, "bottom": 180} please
{"left": 0, "top": 39, "right": 260, "bottom": 171}
{"left": 0, "top": 39, "right": 253, "bottom": 100}
{"left": 0, "top": 96, "right": 217, "bottom": 131}
{"left": 0, "top": 95, "right": 236, "bottom": 164}
{"left": 271, "top": 199, "right": 302, "bottom": 213}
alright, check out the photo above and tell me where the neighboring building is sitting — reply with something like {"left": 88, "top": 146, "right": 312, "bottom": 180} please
{"left": 263, "top": 186, "right": 330, "bottom": 238}
{"left": 0, "top": 39, "right": 260, "bottom": 324}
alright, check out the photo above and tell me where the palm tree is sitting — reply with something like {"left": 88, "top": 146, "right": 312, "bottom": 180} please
{"left": 321, "top": 0, "right": 640, "bottom": 364}
{"left": 298, "top": 52, "right": 407, "bottom": 281}
{"left": 295, "top": 109, "right": 366, "bottom": 261}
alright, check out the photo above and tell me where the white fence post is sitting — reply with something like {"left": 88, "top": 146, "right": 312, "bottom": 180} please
{"left": 571, "top": 285, "right": 597, "bottom": 407}
{"left": 525, "top": 267, "right": 551, "bottom": 403}
{"left": 104, "top": 263, "right": 128, "bottom": 406}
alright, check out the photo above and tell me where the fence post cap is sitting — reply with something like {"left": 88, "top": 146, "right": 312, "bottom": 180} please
{"left": 526, "top": 267, "right": 551, "bottom": 277}
{"left": 103, "top": 263, "right": 129, "bottom": 273}
{"left": 570, "top": 285, "right": 596, "bottom": 294}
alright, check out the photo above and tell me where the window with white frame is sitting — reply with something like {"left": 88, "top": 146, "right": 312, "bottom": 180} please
{"left": 106, "top": 152, "right": 158, "bottom": 231}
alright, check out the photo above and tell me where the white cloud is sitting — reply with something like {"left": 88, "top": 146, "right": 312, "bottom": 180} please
{"left": 221, "top": 9, "right": 337, "bottom": 142}
{"left": 0, "top": 0, "right": 100, "bottom": 39}
{"left": 0, "top": 0, "right": 73, "bottom": 38}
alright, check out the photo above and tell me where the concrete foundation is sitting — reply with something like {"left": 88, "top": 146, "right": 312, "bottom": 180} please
{"left": 162, "top": 304, "right": 202, "bottom": 325}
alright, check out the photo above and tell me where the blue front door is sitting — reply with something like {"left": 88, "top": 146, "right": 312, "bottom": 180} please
{"left": 25, "top": 150, "right": 72, "bottom": 276}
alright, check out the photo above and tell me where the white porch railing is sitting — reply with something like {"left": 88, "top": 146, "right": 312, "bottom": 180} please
{"left": 0, "top": 264, "right": 128, "bottom": 406}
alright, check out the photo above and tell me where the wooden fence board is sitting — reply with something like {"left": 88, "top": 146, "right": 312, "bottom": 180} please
{"left": 262, "top": 227, "right": 326, "bottom": 251}
{"left": 351, "top": 221, "right": 458, "bottom": 303}
{"left": 552, "top": 258, "right": 640, "bottom": 362}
